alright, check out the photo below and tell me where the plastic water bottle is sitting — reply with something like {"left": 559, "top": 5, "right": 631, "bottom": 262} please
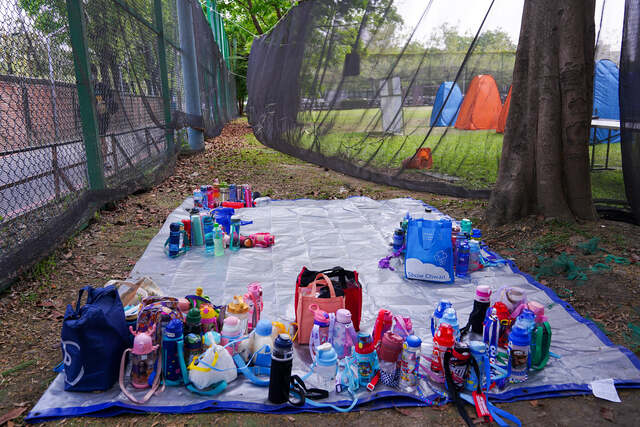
{"left": 313, "top": 343, "right": 338, "bottom": 390}
{"left": 220, "top": 316, "right": 242, "bottom": 355}
{"left": 332, "top": 309, "right": 357, "bottom": 359}
{"left": 440, "top": 307, "right": 460, "bottom": 341}
{"left": 431, "top": 323, "right": 454, "bottom": 382}
{"left": 431, "top": 299, "right": 452, "bottom": 336}
{"left": 466, "top": 341, "right": 486, "bottom": 391}
{"left": 202, "top": 216, "right": 215, "bottom": 255}
{"left": 508, "top": 324, "right": 530, "bottom": 383}
{"left": 162, "top": 319, "right": 184, "bottom": 384}
{"left": 456, "top": 240, "right": 470, "bottom": 278}
{"left": 378, "top": 331, "right": 403, "bottom": 388}
{"left": 200, "top": 185, "right": 209, "bottom": 209}
{"left": 399, "top": 335, "right": 421, "bottom": 390}
{"left": 392, "top": 228, "right": 404, "bottom": 251}
{"left": 214, "top": 224, "right": 224, "bottom": 256}
{"left": 468, "top": 240, "right": 482, "bottom": 271}
{"left": 190, "top": 213, "right": 204, "bottom": 246}
{"left": 269, "top": 334, "right": 294, "bottom": 403}
{"left": 168, "top": 222, "right": 182, "bottom": 257}
{"left": 251, "top": 319, "right": 274, "bottom": 370}
{"left": 354, "top": 331, "right": 379, "bottom": 387}
{"left": 193, "top": 189, "right": 203, "bottom": 208}
{"left": 467, "top": 285, "right": 492, "bottom": 335}
{"left": 460, "top": 218, "right": 472, "bottom": 236}
{"left": 230, "top": 215, "right": 241, "bottom": 252}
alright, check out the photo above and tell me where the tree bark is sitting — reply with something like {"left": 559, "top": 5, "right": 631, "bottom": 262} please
{"left": 487, "top": 0, "right": 598, "bottom": 225}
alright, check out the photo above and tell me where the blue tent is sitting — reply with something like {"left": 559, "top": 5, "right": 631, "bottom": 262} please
{"left": 430, "top": 82, "right": 463, "bottom": 127}
{"left": 591, "top": 59, "right": 620, "bottom": 143}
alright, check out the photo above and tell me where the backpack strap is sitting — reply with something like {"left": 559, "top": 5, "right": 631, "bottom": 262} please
{"left": 443, "top": 350, "right": 474, "bottom": 427}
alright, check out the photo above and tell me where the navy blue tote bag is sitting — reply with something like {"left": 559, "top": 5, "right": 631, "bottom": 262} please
{"left": 61, "top": 285, "right": 129, "bottom": 391}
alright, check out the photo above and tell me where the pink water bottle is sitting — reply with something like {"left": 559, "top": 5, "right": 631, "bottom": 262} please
{"left": 332, "top": 309, "right": 357, "bottom": 359}
{"left": 244, "top": 282, "right": 263, "bottom": 332}
{"left": 309, "top": 304, "right": 331, "bottom": 358}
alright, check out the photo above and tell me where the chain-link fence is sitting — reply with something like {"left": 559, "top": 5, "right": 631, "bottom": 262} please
{"left": 0, "top": 0, "right": 236, "bottom": 289}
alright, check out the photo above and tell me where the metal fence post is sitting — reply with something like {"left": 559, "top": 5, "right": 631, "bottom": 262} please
{"left": 177, "top": 0, "right": 204, "bottom": 151}
{"left": 153, "top": 0, "right": 175, "bottom": 154}
{"left": 65, "top": 0, "right": 105, "bottom": 190}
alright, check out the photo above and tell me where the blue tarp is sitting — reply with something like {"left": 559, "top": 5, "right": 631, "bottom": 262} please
{"left": 591, "top": 59, "right": 621, "bottom": 144}
{"left": 430, "top": 82, "right": 463, "bottom": 127}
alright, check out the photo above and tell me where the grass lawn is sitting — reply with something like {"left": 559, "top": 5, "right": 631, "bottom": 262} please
{"left": 299, "top": 107, "right": 626, "bottom": 201}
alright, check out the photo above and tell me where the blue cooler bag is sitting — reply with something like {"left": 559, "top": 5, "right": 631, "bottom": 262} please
{"left": 404, "top": 218, "right": 454, "bottom": 283}
{"left": 60, "top": 285, "right": 129, "bottom": 391}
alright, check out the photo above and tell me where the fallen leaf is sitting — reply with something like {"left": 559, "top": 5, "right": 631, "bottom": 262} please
{"left": 12, "top": 402, "right": 29, "bottom": 407}
{"left": 0, "top": 407, "right": 27, "bottom": 425}
{"left": 285, "top": 415, "right": 295, "bottom": 422}
{"left": 600, "top": 407, "right": 615, "bottom": 422}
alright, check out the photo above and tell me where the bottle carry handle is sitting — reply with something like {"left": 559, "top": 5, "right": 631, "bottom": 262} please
{"left": 119, "top": 348, "right": 165, "bottom": 404}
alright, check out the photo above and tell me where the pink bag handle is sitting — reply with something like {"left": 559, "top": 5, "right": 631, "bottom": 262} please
{"left": 119, "top": 349, "right": 164, "bottom": 404}
{"left": 309, "top": 273, "right": 337, "bottom": 298}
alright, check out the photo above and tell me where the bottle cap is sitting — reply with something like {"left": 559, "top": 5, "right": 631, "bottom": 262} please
{"left": 132, "top": 333, "right": 156, "bottom": 355}
{"left": 475, "top": 285, "right": 492, "bottom": 303}
{"left": 200, "top": 305, "right": 218, "bottom": 324}
{"left": 187, "top": 307, "right": 201, "bottom": 325}
{"left": 469, "top": 240, "right": 480, "bottom": 250}
{"left": 184, "top": 333, "right": 202, "bottom": 349}
{"left": 441, "top": 307, "right": 459, "bottom": 329}
{"left": 355, "top": 331, "right": 374, "bottom": 354}
{"left": 231, "top": 215, "right": 241, "bottom": 223}
{"left": 170, "top": 222, "right": 181, "bottom": 232}
{"left": 460, "top": 218, "right": 472, "bottom": 234}
{"left": 509, "top": 324, "right": 531, "bottom": 347}
{"left": 527, "top": 301, "right": 547, "bottom": 323}
{"left": 316, "top": 343, "right": 338, "bottom": 366}
{"left": 274, "top": 333, "right": 293, "bottom": 350}
{"left": 255, "top": 319, "right": 272, "bottom": 337}
{"left": 517, "top": 309, "right": 536, "bottom": 331}
{"left": 336, "top": 308, "right": 352, "bottom": 324}
{"left": 472, "top": 228, "right": 482, "bottom": 239}
{"left": 222, "top": 316, "right": 241, "bottom": 333}
{"left": 378, "top": 331, "right": 404, "bottom": 362}
{"left": 434, "top": 300, "right": 452, "bottom": 319}
{"left": 227, "top": 296, "right": 249, "bottom": 314}
{"left": 435, "top": 324, "right": 455, "bottom": 348}
{"left": 394, "top": 228, "right": 404, "bottom": 236}
{"left": 308, "top": 304, "right": 329, "bottom": 325}
{"left": 164, "top": 318, "right": 183, "bottom": 338}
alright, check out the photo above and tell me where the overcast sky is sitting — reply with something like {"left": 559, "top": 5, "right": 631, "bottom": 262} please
{"left": 396, "top": 0, "right": 624, "bottom": 51}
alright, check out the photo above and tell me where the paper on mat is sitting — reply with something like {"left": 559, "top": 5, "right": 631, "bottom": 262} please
{"left": 590, "top": 378, "right": 621, "bottom": 402}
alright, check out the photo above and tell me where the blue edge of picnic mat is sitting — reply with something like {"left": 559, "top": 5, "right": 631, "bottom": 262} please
{"left": 26, "top": 198, "right": 640, "bottom": 422}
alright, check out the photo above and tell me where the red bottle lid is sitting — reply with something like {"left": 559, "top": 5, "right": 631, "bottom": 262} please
{"left": 377, "top": 331, "right": 404, "bottom": 362}
{"left": 434, "top": 323, "right": 455, "bottom": 348}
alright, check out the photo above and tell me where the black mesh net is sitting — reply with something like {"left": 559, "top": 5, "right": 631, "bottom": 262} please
{"left": 0, "top": 0, "right": 236, "bottom": 288}
{"left": 247, "top": 0, "right": 636, "bottom": 219}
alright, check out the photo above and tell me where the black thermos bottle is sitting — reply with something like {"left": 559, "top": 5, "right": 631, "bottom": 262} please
{"left": 268, "top": 333, "right": 293, "bottom": 404}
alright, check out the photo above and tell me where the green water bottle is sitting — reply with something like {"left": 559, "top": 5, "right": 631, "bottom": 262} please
{"left": 214, "top": 224, "right": 224, "bottom": 256}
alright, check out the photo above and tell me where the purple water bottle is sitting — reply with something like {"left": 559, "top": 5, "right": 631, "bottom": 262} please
{"left": 332, "top": 309, "right": 357, "bottom": 359}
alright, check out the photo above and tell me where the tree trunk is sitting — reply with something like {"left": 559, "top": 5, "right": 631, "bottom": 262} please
{"left": 487, "top": 0, "right": 598, "bottom": 225}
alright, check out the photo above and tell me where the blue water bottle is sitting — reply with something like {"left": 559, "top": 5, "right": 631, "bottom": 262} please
{"left": 168, "top": 222, "right": 182, "bottom": 257}
{"left": 456, "top": 240, "right": 470, "bottom": 278}
{"left": 200, "top": 185, "right": 209, "bottom": 209}
{"left": 202, "top": 216, "right": 215, "bottom": 255}
{"left": 392, "top": 228, "right": 404, "bottom": 251}
{"left": 163, "top": 319, "right": 184, "bottom": 385}
{"left": 229, "top": 184, "right": 237, "bottom": 202}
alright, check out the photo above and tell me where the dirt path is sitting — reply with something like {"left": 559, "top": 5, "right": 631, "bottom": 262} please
{"left": 1, "top": 119, "right": 639, "bottom": 426}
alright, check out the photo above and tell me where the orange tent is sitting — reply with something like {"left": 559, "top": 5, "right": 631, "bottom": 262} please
{"left": 454, "top": 75, "right": 502, "bottom": 130}
{"left": 496, "top": 86, "right": 512, "bottom": 133}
